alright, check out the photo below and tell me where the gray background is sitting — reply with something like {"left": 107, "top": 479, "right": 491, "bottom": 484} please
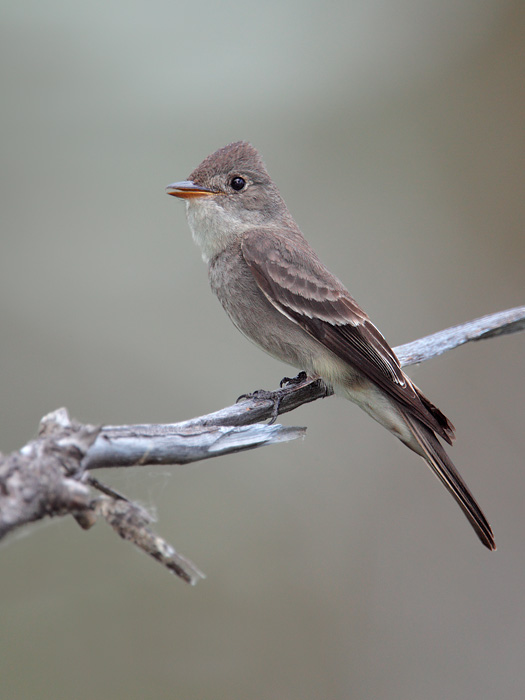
{"left": 1, "top": 1, "right": 524, "bottom": 698}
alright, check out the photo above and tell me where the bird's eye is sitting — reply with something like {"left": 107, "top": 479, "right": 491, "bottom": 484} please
{"left": 230, "top": 176, "right": 246, "bottom": 191}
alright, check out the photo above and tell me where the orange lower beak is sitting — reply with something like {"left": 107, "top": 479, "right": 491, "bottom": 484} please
{"left": 166, "top": 180, "right": 217, "bottom": 199}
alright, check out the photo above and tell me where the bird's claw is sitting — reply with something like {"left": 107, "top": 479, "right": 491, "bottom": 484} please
{"left": 237, "top": 372, "right": 310, "bottom": 424}
{"left": 279, "top": 371, "right": 308, "bottom": 388}
{"left": 236, "top": 388, "right": 282, "bottom": 424}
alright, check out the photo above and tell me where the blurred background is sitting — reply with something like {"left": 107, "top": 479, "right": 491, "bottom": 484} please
{"left": 1, "top": 1, "right": 524, "bottom": 698}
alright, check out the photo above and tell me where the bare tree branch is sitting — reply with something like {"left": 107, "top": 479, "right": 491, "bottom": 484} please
{"left": 0, "top": 411, "right": 302, "bottom": 584}
{"left": 136, "top": 304, "right": 523, "bottom": 430}
{"left": 1, "top": 305, "right": 523, "bottom": 582}
{"left": 85, "top": 422, "right": 305, "bottom": 470}
{"left": 395, "top": 305, "right": 525, "bottom": 366}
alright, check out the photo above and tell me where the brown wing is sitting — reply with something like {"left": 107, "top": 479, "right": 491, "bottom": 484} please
{"left": 241, "top": 229, "right": 454, "bottom": 443}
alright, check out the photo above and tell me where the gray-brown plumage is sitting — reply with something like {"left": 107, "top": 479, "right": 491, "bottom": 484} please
{"left": 167, "top": 141, "right": 495, "bottom": 550}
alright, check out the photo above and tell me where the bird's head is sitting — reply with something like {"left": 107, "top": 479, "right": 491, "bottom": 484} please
{"left": 166, "top": 142, "right": 290, "bottom": 262}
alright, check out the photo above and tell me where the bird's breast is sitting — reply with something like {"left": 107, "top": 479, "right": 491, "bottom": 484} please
{"left": 207, "top": 243, "right": 353, "bottom": 385}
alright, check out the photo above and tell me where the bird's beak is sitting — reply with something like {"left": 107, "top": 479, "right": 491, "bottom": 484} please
{"left": 165, "top": 180, "right": 217, "bottom": 199}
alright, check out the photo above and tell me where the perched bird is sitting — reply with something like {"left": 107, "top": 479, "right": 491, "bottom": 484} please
{"left": 166, "top": 141, "right": 495, "bottom": 550}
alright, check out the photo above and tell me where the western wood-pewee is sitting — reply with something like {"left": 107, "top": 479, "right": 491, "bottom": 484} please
{"left": 166, "top": 141, "right": 495, "bottom": 550}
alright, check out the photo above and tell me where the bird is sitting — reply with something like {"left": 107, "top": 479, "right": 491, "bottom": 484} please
{"left": 166, "top": 140, "right": 495, "bottom": 550}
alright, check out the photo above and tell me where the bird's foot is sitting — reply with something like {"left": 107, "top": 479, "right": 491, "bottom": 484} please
{"left": 279, "top": 371, "right": 308, "bottom": 388}
{"left": 237, "top": 371, "right": 311, "bottom": 424}
{"left": 236, "top": 388, "right": 283, "bottom": 424}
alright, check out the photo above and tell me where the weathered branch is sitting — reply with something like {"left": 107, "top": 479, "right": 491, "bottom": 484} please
{"left": 133, "top": 304, "right": 523, "bottom": 429}
{"left": 395, "top": 305, "right": 525, "bottom": 366}
{"left": 85, "top": 422, "right": 305, "bottom": 470}
{"left": 1, "top": 305, "right": 523, "bottom": 582}
{"left": 0, "top": 411, "right": 302, "bottom": 584}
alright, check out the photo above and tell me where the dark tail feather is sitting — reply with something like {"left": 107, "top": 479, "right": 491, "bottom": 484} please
{"left": 403, "top": 413, "right": 495, "bottom": 550}
{"left": 415, "top": 386, "right": 456, "bottom": 445}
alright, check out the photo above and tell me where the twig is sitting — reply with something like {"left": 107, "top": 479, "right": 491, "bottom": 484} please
{"left": 0, "top": 305, "right": 523, "bottom": 582}
{"left": 396, "top": 305, "right": 525, "bottom": 366}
